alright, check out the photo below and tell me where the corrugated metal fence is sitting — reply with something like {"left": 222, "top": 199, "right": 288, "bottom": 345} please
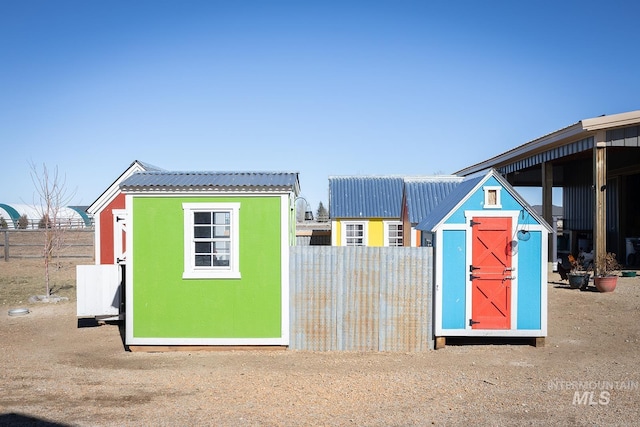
{"left": 290, "top": 246, "right": 433, "bottom": 351}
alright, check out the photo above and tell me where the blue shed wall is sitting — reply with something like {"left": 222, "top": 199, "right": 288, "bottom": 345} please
{"left": 517, "top": 231, "right": 542, "bottom": 329}
{"left": 441, "top": 230, "right": 466, "bottom": 329}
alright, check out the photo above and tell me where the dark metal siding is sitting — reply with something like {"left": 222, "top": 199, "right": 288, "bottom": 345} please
{"left": 295, "top": 234, "right": 331, "bottom": 246}
{"left": 562, "top": 157, "right": 621, "bottom": 251}
{"left": 607, "top": 177, "right": 619, "bottom": 253}
{"left": 607, "top": 125, "right": 640, "bottom": 147}
{"left": 561, "top": 158, "right": 593, "bottom": 231}
{"left": 563, "top": 186, "right": 593, "bottom": 231}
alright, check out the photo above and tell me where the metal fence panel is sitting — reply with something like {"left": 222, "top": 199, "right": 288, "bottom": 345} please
{"left": 290, "top": 246, "right": 433, "bottom": 351}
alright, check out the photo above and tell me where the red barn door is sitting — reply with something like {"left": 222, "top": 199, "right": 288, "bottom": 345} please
{"left": 469, "top": 217, "right": 512, "bottom": 329}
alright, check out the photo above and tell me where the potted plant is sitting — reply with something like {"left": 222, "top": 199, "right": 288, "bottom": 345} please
{"left": 565, "top": 254, "right": 591, "bottom": 289}
{"left": 593, "top": 252, "right": 622, "bottom": 292}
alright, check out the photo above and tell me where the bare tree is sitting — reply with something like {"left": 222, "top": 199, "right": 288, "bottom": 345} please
{"left": 29, "top": 162, "right": 75, "bottom": 298}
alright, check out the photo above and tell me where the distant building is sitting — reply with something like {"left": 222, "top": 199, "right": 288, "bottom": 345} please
{"left": 0, "top": 203, "right": 92, "bottom": 229}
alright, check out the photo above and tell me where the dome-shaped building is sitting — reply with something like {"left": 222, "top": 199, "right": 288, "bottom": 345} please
{"left": 0, "top": 203, "right": 92, "bottom": 229}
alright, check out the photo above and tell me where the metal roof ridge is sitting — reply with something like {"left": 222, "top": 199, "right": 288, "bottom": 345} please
{"left": 328, "top": 174, "right": 406, "bottom": 179}
{"left": 134, "top": 160, "right": 165, "bottom": 171}
{"left": 136, "top": 170, "right": 299, "bottom": 175}
{"left": 403, "top": 175, "right": 463, "bottom": 182}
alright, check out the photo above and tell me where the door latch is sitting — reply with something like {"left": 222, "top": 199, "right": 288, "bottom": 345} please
{"left": 469, "top": 265, "right": 480, "bottom": 272}
{"left": 469, "top": 319, "right": 480, "bottom": 326}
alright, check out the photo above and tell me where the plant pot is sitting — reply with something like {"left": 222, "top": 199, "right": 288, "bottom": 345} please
{"left": 568, "top": 272, "right": 589, "bottom": 289}
{"left": 621, "top": 271, "right": 636, "bottom": 278}
{"left": 594, "top": 275, "right": 618, "bottom": 292}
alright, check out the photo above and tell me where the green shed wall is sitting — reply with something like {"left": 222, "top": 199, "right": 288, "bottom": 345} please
{"left": 130, "top": 195, "right": 284, "bottom": 339}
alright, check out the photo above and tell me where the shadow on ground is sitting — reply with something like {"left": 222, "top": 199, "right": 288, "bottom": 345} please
{"left": 444, "top": 337, "right": 538, "bottom": 347}
{"left": 0, "top": 413, "right": 71, "bottom": 426}
{"left": 77, "top": 318, "right": 127, "bottom": 351}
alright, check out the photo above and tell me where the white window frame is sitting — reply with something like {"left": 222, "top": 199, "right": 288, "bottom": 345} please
{"left": 182, "top": 202, "right": 241, "bottom": 279}
{"left": 341, "top": 221, "right": 368, "bottom": 246}
{"left": 383, "top": 220, "right": 403, "bottom": 246}
{"left": 483, "top": 186, "right": 502, "bottom": 209}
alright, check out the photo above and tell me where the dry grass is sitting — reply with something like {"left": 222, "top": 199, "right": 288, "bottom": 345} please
{"left": 0, "top": 258, "right": 83, "bottom": 305}
{"left": 0, "top": 230, "right": 93, "bottom": 305}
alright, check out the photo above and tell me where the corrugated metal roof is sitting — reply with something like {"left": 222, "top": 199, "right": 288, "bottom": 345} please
{"left": 136, "top": 160, "right": 165, "bottom": 172}
{"left": 88, "top": 160, "right": 166, "bottom": 214}
{"left": 415, "top": 175, "right": 483, "bottom": 231}
{"left": 329, "top": 176, "right": 404, "bottom": 218}
{"left": 404, "top": 177, "right": 464, "bottom": 223}
{"left": 120, "top": 171, "right": 300, "bottom": 192}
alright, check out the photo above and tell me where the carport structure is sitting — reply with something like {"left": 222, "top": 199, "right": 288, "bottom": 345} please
{"left": 456, "top": 110, "right": 640, "bottom": 274}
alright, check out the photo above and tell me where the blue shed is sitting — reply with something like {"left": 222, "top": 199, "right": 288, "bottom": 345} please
{"left": 416, "top": 169, "right": 552, "bottom": 348}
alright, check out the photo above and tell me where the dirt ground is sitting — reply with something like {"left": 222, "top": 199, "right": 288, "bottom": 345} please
{"left": 1, "top": 259, "right": 639, "bottom": 426}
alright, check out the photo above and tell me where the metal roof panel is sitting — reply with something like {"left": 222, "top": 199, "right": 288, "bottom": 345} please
{"left": 404, "top": 177, "right": 464, "bottom": 223}
{"left": 120, "top": 171, "right": 300, "bottom": 192}
{"left": 329, "top": 176, "right": 404, "bottom": 218}
{"left": 416, "top": 176, "right": 483, "bottom": 231}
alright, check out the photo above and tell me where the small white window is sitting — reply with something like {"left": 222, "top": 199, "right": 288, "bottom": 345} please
{"left": 342, "top": 221, "right": 368, "bottom": 246}
{"left": 483, "top": 186, "right": 502, "bottom": 209}
{"left": 183, "top": 203, "right": 240, "bottom": 279}
{"left": 384, "top": 221, "right": 403, "bottom": 246}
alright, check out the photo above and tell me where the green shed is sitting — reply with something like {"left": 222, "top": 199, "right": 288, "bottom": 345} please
{"left": 119, "top": 171, "right": 300, "bottom": 348}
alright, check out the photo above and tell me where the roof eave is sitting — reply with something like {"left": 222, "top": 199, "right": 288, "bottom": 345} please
{"left": 121, "top": 185, "right": 298, "bottom": 194}
{"left": 456, "top": 110, "right": 640, "bottom": 177}
{"left": 581, "top": 110, "right": 640, "bottom": 131}
{"left": 455, "top": 122, "right": 586, "bottom": 176}
{"left": 87, "top": 160, "right": 151, "bottom": 214}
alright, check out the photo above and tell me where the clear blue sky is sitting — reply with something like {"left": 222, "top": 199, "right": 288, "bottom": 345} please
{"left": 2, "top": 1, "right": 639, "bottom": 210}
